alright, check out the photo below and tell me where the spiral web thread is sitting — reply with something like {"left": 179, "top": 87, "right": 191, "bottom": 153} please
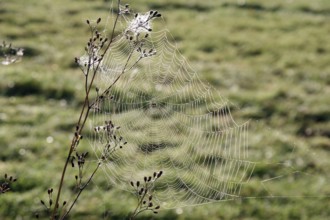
{"left": 87, "top": 6, "right": 255, "bottom": 209}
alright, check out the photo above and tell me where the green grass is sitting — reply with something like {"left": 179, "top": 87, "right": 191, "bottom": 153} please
{"left": 1, "top": 0, "right": 329, "bottom": 219}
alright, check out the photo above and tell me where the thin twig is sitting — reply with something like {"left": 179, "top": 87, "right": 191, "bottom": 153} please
{"left": 60, "top": 163, "right": 101, "bottom": 220}
{"left": 130, "top": 189, "right": 148, "bottom": 220}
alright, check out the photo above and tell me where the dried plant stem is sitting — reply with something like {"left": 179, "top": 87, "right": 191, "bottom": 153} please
{"left": 130, "top": 190, "right": 148, "bottom": 220}
{"left": 50, "top": 1, "right": 160, "bottom": 218}
{"left": 51, "top": 1, "right": 122, "bottom": 219}
{"left": 60, "top": 163, "right": 101, "bottom": 220}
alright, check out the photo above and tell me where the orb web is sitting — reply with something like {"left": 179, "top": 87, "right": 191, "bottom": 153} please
{"left": 86, "top": 7, "right": 255, "bottom": 209}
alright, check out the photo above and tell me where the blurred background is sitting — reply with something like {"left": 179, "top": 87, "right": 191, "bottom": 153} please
{"left": 0, "top": 0, "right": 329, "bottom": 219}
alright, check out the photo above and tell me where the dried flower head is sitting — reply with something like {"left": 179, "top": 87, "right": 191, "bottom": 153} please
{"left": 0, "top": 41, "right": 24, "bottom": 65}
{"left": 125, "top": 10, "right": 161, "bottom": 37}
{"left": 129, "top": 171, "right": 163, "bottom": 219}
{"left": 0, "top": 174, "right": 17, "bottom": 194}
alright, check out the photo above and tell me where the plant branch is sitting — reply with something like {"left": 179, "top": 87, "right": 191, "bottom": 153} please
{"left": 50, "top": 1, "right": 122, "bottom": 219}
{"left": 60, "top": 162, "right": 101, "bottom": 220}
{"left": 130, "top": 189, "right": 148, "bottom": 219}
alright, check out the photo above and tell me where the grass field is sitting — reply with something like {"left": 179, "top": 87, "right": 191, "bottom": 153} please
{"left": 1, "top": 0, "right": 329, "bottom": 219}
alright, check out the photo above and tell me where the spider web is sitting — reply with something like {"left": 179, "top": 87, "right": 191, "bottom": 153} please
{"left": 84, "top": 2, "right": 330, "bottom": 211}
{"left": 86, "top": 7, "right": 254, "bottom": 209}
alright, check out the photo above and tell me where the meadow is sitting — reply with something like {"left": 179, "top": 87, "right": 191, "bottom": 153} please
{"left": 0, "top": 0, "right": 329, "bottom": 219}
